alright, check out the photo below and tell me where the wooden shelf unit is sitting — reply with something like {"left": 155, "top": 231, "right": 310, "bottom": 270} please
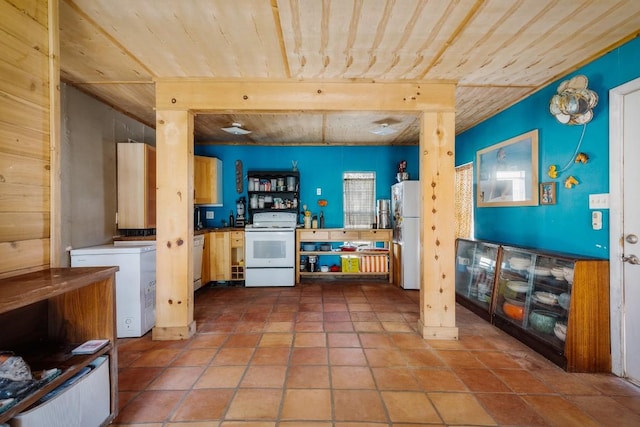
{"left": 296, "top": 228, "right": 393, "bottom": 284}
{"left": 0, "top": 267, "right": 119, "bottom": 424}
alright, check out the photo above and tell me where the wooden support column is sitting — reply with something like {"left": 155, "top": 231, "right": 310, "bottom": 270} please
{"left": 152, "top": 109, "right": 196, "bottom": 340}
{"left": 418, "top": 111, "right": 459, "bottom": 340}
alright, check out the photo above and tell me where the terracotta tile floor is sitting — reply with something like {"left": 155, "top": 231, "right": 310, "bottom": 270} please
{"left": 112, "top": 280, "right": 640, "bottom": 426}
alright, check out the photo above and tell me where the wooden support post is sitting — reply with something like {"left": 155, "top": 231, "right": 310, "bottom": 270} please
{"left": 418, "top": 111, "right": 459, "bottom": 340}
{"left": 152, "top": 110, "right": 196, "bottom": 340}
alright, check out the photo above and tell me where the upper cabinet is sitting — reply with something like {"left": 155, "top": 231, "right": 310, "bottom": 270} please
{"left": 455, "top": 238, "right": 610, "bottom": 373}
{"left": 117, "top": 143, "right": 156, "bottom": 229}
{"left": 194, "top": 156, "right": 222, "bottom": 205}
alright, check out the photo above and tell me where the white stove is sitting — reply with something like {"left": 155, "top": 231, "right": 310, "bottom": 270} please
{"left": 245, "top": 212, "right": 297, "bottom": 287}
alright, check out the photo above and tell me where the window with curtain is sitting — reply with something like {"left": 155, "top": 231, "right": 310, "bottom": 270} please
{"left": 455, "top": 163, "right": 474, "bottom": 239}
{"left": 343, "top": 172, "right": 376, "bottom": 229}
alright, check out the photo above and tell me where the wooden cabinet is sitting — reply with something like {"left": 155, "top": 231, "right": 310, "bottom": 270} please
{"left": 194, "top": 155, "right": 222, "bottom": 205}
{"left": 208, "top": 230, "right": 244, "bottom": 282}
{"left": 455, "top": 238, "right": 610, "bottom": 372}
{"left": 201, "top": 232, "right": 211, "bottom": 285}
{"left": 117, "top": 142, "right": 156, "bottom": 229}
{"left": 0, "top": 267, "right": 119, "bottom": 424}
{"left": 296, "top": 228, "right": 393, "bottom": 284}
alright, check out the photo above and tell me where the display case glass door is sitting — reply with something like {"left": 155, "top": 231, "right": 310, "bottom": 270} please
{"left": 455, "top": 239, "right": 499, "bottom": 318}
{"left": 494, "top": 247, "right": 574, "bottom": 354}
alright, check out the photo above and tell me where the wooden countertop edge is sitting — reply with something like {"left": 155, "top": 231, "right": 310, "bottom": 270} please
{"left": 0, "top": 267, "right": 119, "bottom": 314}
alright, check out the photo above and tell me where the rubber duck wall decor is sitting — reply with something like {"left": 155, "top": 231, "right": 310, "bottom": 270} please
{"left": 564, "top": 176, "right": 579, "bottom": 189}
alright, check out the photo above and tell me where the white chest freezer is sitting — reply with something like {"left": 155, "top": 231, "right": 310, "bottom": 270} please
{"left": 71, "top": 244, "right": 156, "bottom": 338}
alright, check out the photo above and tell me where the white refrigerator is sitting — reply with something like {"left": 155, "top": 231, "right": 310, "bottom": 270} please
{"left": 392, "top": 180, "right": 421, "bottom": 290}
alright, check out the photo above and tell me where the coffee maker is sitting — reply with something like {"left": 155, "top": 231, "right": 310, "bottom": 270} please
{"left": 235, "top": 197, "right": 246, "bottom": 227}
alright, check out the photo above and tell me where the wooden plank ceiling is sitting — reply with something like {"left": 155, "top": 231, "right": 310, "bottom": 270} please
{"left": 59, "top": 0, "right": 640, "bottom": 145}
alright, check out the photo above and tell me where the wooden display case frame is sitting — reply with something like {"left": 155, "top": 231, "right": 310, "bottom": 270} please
{"left": 454, "top": 239, "right": 610, "bottom": 373}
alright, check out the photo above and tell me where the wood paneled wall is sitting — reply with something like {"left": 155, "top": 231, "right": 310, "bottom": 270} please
{"left": 0, "top": 0, "right": 56, "bottom": 278}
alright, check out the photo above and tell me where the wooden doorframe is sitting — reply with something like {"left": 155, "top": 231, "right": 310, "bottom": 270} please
{"left": 153, "top": 79, "right": 458, "bottom": 341}
{"left": 609, "top": 76, "right": 640, "bottom": 376}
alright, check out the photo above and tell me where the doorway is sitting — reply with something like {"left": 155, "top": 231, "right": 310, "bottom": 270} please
{"left": 609, "top": 77, "right": 640, "bottom": 385}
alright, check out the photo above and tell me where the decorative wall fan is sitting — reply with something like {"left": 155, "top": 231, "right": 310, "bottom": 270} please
{"left": 221, "top": 122, "right": 251, "bottom": 135}
{"left": 549, "top": 75, "right": 598, "bottom": 125}
{"left": 547, "top": 75, "right": 598, "bottom": 181}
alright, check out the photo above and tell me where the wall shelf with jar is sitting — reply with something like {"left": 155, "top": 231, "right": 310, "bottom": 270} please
{"left": 247, "top": 170, "right": 300, "bottom": 224}
{"left": 455, "top": 238, "right": 610, "bottom": 373}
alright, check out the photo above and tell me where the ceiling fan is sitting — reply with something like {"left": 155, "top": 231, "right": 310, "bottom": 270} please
{"left": 221, "top": 122, "right": 252, "bottom": 135}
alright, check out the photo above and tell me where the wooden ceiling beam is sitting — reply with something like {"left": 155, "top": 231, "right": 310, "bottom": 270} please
{"left": 155, "top": 80, "right": 455, "bottom": 113}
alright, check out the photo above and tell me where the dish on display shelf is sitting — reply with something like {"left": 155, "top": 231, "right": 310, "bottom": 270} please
{"left": 554, "top": 321, "right": 567, "bottom": 341}
{"left": 550, "top": 266, "right": 565, "bottom": 280}
{"left": 529, "top": 266, "right": 551, "bottom": 276}
{"left": 533, "top": 291, "right": 559, "bottom": 306}
{"left": 506, "top": 280, "right": 529, "bottom": 293}
{"left": 508, "top": 257, "right": 531, "bottom": 270}
{"left": 504, "top": 297, "right": 525, "bottom": 306}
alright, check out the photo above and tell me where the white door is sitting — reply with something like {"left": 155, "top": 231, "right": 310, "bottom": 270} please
{"left": 610, "top": 78, "right": 640, "bottom": 384}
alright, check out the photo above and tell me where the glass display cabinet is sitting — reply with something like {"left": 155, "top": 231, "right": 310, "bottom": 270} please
{"left": 455, "top": 239, "right": 500, "bottom": 320}
{"left": 455, "top": 239, "right": 610, "bottom": 373}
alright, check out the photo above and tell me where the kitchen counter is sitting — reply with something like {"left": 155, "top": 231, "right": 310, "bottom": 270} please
{"left": 113, "top": 227, "right": 246, "bottom": 241}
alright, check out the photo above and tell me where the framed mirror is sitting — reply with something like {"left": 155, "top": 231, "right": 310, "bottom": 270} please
{"left": 476, "top": 130, "right": 539, "bottom": 207}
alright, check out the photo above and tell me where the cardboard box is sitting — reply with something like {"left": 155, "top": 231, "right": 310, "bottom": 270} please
{"left": 360, "top": 255, "right": 388, "bottom": 273}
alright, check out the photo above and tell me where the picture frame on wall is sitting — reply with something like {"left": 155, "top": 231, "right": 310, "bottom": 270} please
{"left": 540, "top": 182, "right": 557, "bottom": 205}
{"left": 476, "top": 129, "right": 539, "bottom": 207}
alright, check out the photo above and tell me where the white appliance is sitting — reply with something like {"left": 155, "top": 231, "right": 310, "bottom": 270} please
{"left": 244, "top": 212, "right": 297, "bottom": 287}
{"left": 392, "top": 180, "right": 421, "bottom": 290}
{"left": 71, "top": 244, "right": 156, "bottom": 337}
{"left": 113, "top": 234, "right": 205, "bottom": 290}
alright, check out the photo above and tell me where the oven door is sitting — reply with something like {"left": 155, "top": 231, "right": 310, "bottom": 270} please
{"left": 245, "top": 229, "right": 295, "bottom": 268}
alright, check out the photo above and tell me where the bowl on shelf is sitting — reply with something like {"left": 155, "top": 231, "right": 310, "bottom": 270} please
{"left": 320, "top": 265, "right": 329, "bottom": 272}
{"left": 302, "top": 243, "right": 317, "bottom": 251}
{"left": 558, "top": 293, "right": 571, "bottom": 310}
{"left": 529, "top": 310, "right": 559, "bottom": 334}
{"left": 319, "top": 243, "right": 332, "bottom": 251}
{"left": 503, "top": 301, "right": 524, "bottom": 321}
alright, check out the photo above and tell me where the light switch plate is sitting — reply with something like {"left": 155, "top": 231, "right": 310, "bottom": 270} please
{"left": 589, "top": 193, "right": 609, "bottom": 209}
{"left": 206, "top": 211, "right": 214, "bottom": 219}
{"left": 316, "top": 187, "right": 322, "bottom": 195}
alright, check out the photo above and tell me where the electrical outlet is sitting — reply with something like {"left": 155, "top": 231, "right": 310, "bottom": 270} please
{"left": 592, "top": 211, "right": 603, "bottom": 230}
{"left": 316, "top": 187, "right": 322, "bottom": 195}
{"left": 206, "top": 211, "right": 214, "bottom": 219}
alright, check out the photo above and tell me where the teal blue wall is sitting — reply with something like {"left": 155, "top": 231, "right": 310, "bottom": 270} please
{"left": 456, "top": 37, "right": 640, "bottom": 259}
{"left": 195, "top": 145, "right": 419, "bottom": 228}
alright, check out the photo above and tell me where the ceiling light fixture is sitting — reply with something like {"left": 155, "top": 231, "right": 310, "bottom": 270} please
{"left": 221, "top": 122, "right": 252, "bottom": 135}
{"left": 368, "top": 123, "right": 397, "bottom": 136}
